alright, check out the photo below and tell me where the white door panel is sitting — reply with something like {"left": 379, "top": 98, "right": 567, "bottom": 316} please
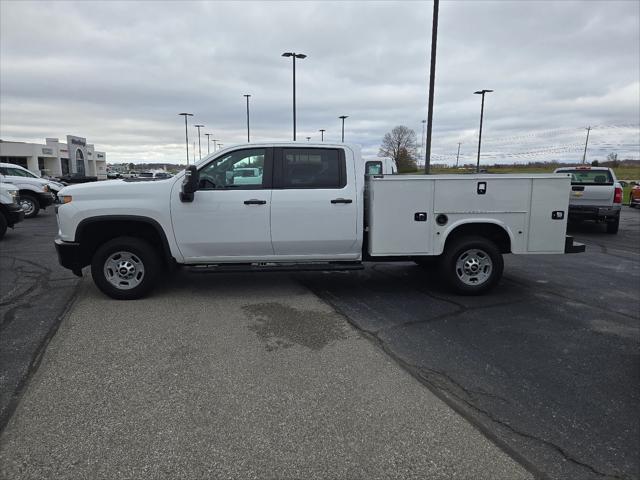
{"left": 171, "top": 190, "right": 273, "bottom": 260}
{"left": 270, "top": 189, "right": 357, "bottom": 255}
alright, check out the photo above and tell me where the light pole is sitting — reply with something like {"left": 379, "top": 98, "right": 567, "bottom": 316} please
{"left": 456, "top": 142, "right": 461, "bottom": 167}
{"left": 420, "top": 119, "right": 426, "bottom": 165}
{"left": 319, "top": 129, "right": 325, "bottom": 142}
{"left": 339, "top": 115, "right": 348, "bottom": 142}
{"left": 243, "top": 94, "right": 251, "bottom": 142}
{"left": 306, "top": 136, "right": 311, "bottom": 142}
{"left": 178, "top": 112, "right": 193, "bottom": 165}
{"left": 474, "top": 89, "right": 493, "bottom": 173}
{"left": 194, "top": 124, "right": 204, "bottom": 161}
{"left": 282, "top": 52, "right": 307, "bottom": 141}
{"left": 213, "top": 139, "right": 219, "bottom": 151}
{"left": 424, "top": 0, "right": 440, "bottom": 174}
{"left": 205, "top": 133, "right": 212, "bottom": 154}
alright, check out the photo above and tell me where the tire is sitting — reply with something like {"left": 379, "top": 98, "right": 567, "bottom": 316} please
{"left": 0, "top": 213, "right": 7, "bottom": 240}
{"left": 606, "top": 216, "right": 619, "bottom": 234}
{"left": 19, "top": 193, "right": 39, "bottom": 218}
{"left": 439, "top": 235, "right": 504, "bottom": 295}
{"left": 91, "top": 236, "right": 161, "bottom": 300}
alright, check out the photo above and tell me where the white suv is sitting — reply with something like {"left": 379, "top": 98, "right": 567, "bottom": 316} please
{"left": 0, "top": 163, "right": 59, "bottom": 218}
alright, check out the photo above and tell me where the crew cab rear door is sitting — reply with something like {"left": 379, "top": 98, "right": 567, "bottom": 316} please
{"left": 269, "top": 147, "right": 359, "bottom": 258}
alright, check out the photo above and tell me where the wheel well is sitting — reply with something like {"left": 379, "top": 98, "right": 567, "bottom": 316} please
{"left": 444, "top": 223, "right": 511, "bottom": 253}
{"left": 18, "top": 190, "right": 37, "bottom": 197}
{"left": 76, "top": 218, "right": 173, "bottom": 268}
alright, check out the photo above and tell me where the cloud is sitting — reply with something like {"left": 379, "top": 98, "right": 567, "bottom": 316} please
{"left": 1, "top": 0, "right": 638, "bottom": 165}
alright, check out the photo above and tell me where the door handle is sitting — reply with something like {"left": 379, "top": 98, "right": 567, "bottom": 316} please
{"left": 331, "top": 198, "right": 353, "bottom": 204}
{"left": 244, "top": 199, "right": 267, "bottom": 205}
{"left": 572, "top": 186, "right": 585, "bottom": 191}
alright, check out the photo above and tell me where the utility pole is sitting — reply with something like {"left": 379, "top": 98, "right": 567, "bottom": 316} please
{"left": 456, "top": 142, "right": 461, "bottom": 167}
{"left": 424, "top": 0, "right": 439, "bottom": 174}
{"left": 582, "top": 126, "right": 591, "bottom": 164}
{"left": 420, "top": 119, "right": 426, "bottom": 167}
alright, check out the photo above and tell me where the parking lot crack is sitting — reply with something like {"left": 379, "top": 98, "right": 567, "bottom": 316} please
{"left": 416, "top": 366, "right": 629, "bottom": 480}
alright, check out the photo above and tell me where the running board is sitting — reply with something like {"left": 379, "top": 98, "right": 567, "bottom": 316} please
{"left": 185, "top": 261, "right": 364, "bottom": 274}
{"left": 565, "top": 235, "right": 586, "bottom": 254}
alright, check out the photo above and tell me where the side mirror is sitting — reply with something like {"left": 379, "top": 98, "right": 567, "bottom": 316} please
{"left": 180, "top": 165, "right": 199, "bottom": 202}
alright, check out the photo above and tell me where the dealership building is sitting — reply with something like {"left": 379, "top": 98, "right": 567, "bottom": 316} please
{"left": 0, "top": 135, "right": 107, "bottom": 180}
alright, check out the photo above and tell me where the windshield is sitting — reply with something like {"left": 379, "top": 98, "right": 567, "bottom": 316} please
{"left": 559, "top": 169, "right": 613, "bottom": 185}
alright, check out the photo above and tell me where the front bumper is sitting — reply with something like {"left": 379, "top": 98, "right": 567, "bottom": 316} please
{"left": 568, "top": 205, "right": 620, "bottom": 221}
{"left": 4, "top": 202, "right": 25, "bottom": 227}
{"left": 54, "top": 237, "right": 84, "bottom": 277}
{"left": 38, "top": 192, "right": 55, "bottom": 208}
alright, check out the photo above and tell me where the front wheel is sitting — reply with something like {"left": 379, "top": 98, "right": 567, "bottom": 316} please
{"left": 440, "top": 236, "right": 504, "bottom": 295}
{"left": 19, "top": 193, "right": 40, "bottom": 218}
{"left": 91, "top": 236, "right": 161, "bottom": 300}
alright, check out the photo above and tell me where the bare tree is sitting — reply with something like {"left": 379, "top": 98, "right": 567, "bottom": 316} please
{"left": 378, "top": 126, "right": 418, "bottom": 172}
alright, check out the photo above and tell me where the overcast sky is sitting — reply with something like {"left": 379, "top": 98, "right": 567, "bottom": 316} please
{"left": 1, "top": 0, "right": 639, "bottom": 165}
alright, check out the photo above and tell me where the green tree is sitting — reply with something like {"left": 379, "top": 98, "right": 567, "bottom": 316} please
{"left": 378, "top": 125, "right": 418, "bottom": 173}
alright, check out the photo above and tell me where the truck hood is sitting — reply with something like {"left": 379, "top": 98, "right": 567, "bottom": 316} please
{"left": 59, "top": 177, "right": 179, "bottom": 199}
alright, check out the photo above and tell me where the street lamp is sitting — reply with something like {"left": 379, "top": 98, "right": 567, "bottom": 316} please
{"left": 339, "top": 116, "right": 348, "bottom": 142}
{"left": 319, "top": 129, "right": 326, "bottom": 142}
{"left": 213, "top": 139, "right": 219, "bottom": 151}
{"left": 306, "top": 136, "right": 311, "bottom": 142}
{"left": 474, "top": 89, "right": 493, "bottom": 173}
{"left": 282, "top": 52, "right": 307, "bottom": 141}
{"left": 205, "top": 133, "right": 212, "bottom": 154}
{"left": 194, "top": 124, "right": 204, "bottom": 161}
{"left": 243, "top": 94, "right": 251, "bottom": 142}
{"left": 178, "top": 112, "right": 193, "bottom": 165}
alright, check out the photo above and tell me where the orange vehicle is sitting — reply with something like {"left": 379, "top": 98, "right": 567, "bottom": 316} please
{"left": 630, "top": 184, "right": 640, "bottom": 208}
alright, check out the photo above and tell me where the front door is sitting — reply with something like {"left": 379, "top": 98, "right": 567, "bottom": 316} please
{"left": 171, "top": 147, "right": 274, "bottom": 262}
{"left": 270, "top": 147, "right": 359, "bottom": 258}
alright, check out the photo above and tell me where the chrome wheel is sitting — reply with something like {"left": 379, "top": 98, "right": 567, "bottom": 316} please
{"left": 20, "top": 198, "right": 36, "bottom": 216}
{"left": 103, "top": 251, "right": 145, "bottom": 290}
{"left": 455, "top": 248, "right": 493, "bottom": 286}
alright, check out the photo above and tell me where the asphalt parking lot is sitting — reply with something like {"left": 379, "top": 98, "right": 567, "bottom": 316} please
{"left": 0, "top": 207, "right": 638, "bottom": 479}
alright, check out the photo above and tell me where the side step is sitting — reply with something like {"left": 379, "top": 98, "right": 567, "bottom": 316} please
{"left": 185, "top": 261, "right": 364, "bottom": 274}
{"left": 564, "top": 235, "right": 586, "bottom": 254}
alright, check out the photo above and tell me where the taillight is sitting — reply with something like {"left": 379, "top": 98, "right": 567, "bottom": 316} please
{"left": 614, "top": 187, "right": 622, "bottom": 204}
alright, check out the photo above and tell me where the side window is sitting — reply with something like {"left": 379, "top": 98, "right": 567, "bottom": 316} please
{"left": 365, "top": 161, "right": 382, "bottom": 176}
{"left": 198, "top": 148, "right": 267, "bottom": 190}
{"left": 281, "top": 148, "right": 345, "bottom": 189}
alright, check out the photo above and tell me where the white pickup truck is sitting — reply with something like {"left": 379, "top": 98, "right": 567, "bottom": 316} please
{"left": 553, "top": 166, "right": 623, "bottom": 233}
{"left": 54, "top": 143, "right": 584, "bottom": 299}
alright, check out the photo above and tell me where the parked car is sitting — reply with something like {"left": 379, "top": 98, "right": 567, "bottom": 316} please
{"left": 55, "top": 142, "right": 583, "bottom": 300}
{"left": 0, "top": 162, "right": 56, "bottom": 218}
{"left": 0, "top": 182, "right": 25, "bottom": 239}
{"left": 554, "top": 166, "right": 623, "bottom": 234}
{"left": 629, "top": 184, "right": 640, "bottom": 208}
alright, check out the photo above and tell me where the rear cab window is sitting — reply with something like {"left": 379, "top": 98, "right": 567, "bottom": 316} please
{"left": 276, "top": 148, "right": 346, "bottom": 189}
{"left": 558, "top": 169, "right": 613, "bottom": 185}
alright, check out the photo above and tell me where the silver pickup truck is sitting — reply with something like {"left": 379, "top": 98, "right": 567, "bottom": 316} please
{"left": 554, "top": 166, "right": 623, "bottom": 234}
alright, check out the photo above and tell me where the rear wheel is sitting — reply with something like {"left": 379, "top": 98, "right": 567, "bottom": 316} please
{"left": 606, "top": 216, "right": 619, "bottom": 234}
{"left": 91, "top": 236, "right": 160, "bottom": 300}
{"left": 19, "top": 193, "right": 39, "bottom": 218}
{"left": 440, "top": 235, "right": 503, "bottom": 295}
